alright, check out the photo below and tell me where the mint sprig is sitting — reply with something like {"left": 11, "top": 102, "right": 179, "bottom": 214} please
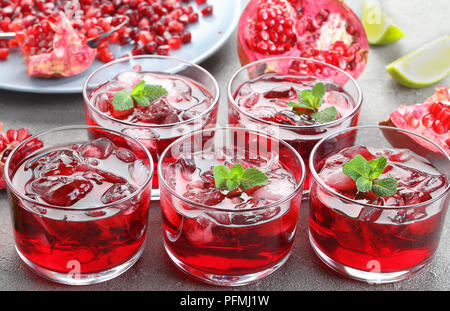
{"left": 288, "top": 82, "right": 338, "bottom": 123}
{"left": 112, "top": 80, "right": 168, "bottom": 111}
{"left": 343, "top": 155, "right": 398, "bottom": 197}
{"left": 213, "top": 164, "right": 268, "bottom": 192}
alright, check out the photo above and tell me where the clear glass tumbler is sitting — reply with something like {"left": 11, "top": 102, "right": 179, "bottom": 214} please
{"left": 228, "top": 57, "right": 362, "bottom": 194}
{"left": 4, "top": 126, "right": 153, "bottom": 285}
{"left": 83, "top": 55, "right": 220, "bottom": 200}
{"left": 158, "top": 127, "right": 306, "bottom": 286}
{"left": 309, "top": 125, "right": 450, "bottom": 283}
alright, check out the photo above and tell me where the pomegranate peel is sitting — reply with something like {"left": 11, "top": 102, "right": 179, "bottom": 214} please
{"left": 20, "top": 13, "right": 96, "bottom": 78}
{"left": 237, "top": 0, "right": 369, "bottom": 80}
{"left": 380, "top": 86, "right": 450, "bottom": 156}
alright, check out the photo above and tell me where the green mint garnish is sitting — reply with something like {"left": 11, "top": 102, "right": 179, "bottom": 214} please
{"left": 112, "top": 90, "right": 134, "bottom": 111}
{"left": 343, "top": 155, "right": 398, "bottom": 197}
{"left": 288, "top": 82, "right": 338, "bottom": 123}
{"left": 213, "top": 164, "right": 268, "bottom": 192}
{"left": 131, "top": 80, "right": 169, "bottom": 107}
{"left": 112, "top": 80, "right": 168, "bottom": 111}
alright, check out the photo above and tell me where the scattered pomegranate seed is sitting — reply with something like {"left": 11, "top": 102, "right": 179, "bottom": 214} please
{"left": 201, "top": 5, "right": 213, "bottom": 16}
{"left": 0, "top": 48, "right": 9, "bottom": 60}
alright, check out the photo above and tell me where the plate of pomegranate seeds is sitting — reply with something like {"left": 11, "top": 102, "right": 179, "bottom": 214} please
{"left": 0, "top": 0, "right": 241, "bottom": 94}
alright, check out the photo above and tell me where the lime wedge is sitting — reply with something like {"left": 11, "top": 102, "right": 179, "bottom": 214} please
{"left": 362, "top": 0, "right": 405, "bottom": 45}
{"left": 386, "top": 35, "right": 450, "bottom": 88}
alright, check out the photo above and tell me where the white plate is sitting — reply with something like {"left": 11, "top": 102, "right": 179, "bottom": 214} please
{"left": 0, "top": 0, "right": 242, "bottom": 94}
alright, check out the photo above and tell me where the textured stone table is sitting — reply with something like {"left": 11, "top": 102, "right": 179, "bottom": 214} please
{"left": 0, "top": 0, "right": 449, "bottom": 291}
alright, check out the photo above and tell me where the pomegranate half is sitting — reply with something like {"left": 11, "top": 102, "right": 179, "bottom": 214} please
{"left": 380, "top": 86, "right": 450, "bottom": 156}
{"left": 237, "top": 0, "right": 369, "bottom": 79}
{"left": 20, "top": 13, "right": 96, "bottom": 78}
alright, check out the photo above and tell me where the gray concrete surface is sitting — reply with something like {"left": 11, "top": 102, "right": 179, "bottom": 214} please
{"left": 0, "top": 0, "right": 449, "bottom": 291}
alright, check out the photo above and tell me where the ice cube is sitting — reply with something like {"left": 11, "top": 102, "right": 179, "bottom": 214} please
{"left": 252, "top": 169, "right": 296, "bottom": 203}
{"left": 320, "top": 167, "right": 356, "bottom": 192}
{"left": 250, "top": 105, "right": 278, "bottom": 119}
{"left": 116, "top": 148, "right": 137, "bottom": 163}
{"left": 183, "top": 182, "right": 224, "bottom": 206}
{"left": 263, "top": 86, "right": 296, "bottom": 99}
{"left": 116, "top": 71, "right": 142, "bottom": 87}
{"left": 121, "top": 128, "right": 159, "bottom": 153}
{"left": 239, "top": 93, "right": 260, "bottom": 109}
{"left": 79, "top": 138, "right": 116, "bottom": 160}
{"left": 129, "top": 160, "right": 150, "bottom": 187}
{"left": 176, "top": 158, "right": 197, "bottom": 181}
{"left": 29, "top": 175, "right": 93, "bottom": 206}
{"left": 40, "top": 150, "right": 82, "bottom": 177}
{"left": 184, "top": 217, "right": 215, "bottom": 244}
{"left": 147, "top": 98, "right": 180, "bottom": 124}
{"left": 102, "top": 183, "right": 138, "bottom": 204}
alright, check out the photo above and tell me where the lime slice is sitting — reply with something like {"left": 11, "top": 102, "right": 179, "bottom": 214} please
{"left": 386, "top": 35, "right": 450, "bottom": 88}
{"left": 362, "top": 0, "right": 405, "bottom": 45}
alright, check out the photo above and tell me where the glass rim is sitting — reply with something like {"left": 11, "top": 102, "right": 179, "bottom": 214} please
{"left": 158, "top": 126, "right": 306, "bottom": 213}
{"left": 227, "top": 56, "right": 363, "bottom": 130}
{"left": 4, "top": 125, "right": 154, "bottom": 212}
{"left": 82, "top": 55, "right": 221, "bottom": 129}
{"left": 309, "top": 125, "right": 450, "bottom": 210}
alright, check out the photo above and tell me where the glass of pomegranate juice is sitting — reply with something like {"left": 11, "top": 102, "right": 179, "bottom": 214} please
{"left": 309, "top": 125, "right": 450, "bottom": 283}
{"left": 159, "top": 127, "right": 306, "bottom": 286}
{"left": 228, "top": 57, "right": 362, "bottom": 194}
{"left": 4, "top": 126, "right": 153, "bottom": 285}
{"left": 83, "top": 55, "right": 219, "bottom": 200}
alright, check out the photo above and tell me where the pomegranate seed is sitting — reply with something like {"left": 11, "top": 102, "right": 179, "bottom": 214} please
{"left": 145, "top": 42, "right": 157, "bottom": 54}
{"left": 188, "top": 13, "right": 199, "bottom": 23}
{"left": 138, "top": 31, "right": 154, "bottom": 44}
{"left": 201, "top": 5, "right": 213, "bottom": 16}
{"left": 181, "top": 31, "right": 192, "bottom": 43}
{"left": 422, "top": 113, "right": 435, "bottom": 128}
{"left": 168, "top": 37, "right": 182, "bottom": 49}
{"left": 0, "top": 48, "right": 9, "bottom": 60}
{"left": 432, "top": 120, "right": 447, "bottom": 134}
{"left": 156, "top": 45, "right": 170, "bottom": 55}
{"left": 429, "top": 102, "right": 444, "bottom": 116}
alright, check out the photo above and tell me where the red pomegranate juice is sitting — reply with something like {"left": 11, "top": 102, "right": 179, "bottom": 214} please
{"left": 86, "top": 71, "right": 216, "bottom": 188}
{"left": 230, "top": 73, "right": 357, "bottom": 188}
{"left": 309, "top": 145, "right": 449, "bottom": 273}
{"left": 10, "top": 138, "right": 151, "bottom": 274}
{"left": 161, "top": 149, "right": 300, "bottom": 276}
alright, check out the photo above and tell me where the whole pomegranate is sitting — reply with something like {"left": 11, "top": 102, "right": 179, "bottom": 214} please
{"left": 0, "top": 123, "right": 44, "bottom": 189}
{"left": 237, "top": 0, "right": 369, "bottom": 79}
{"left": 19, "top": 12, "right": 96, "bottom": 78}
{"left": 380, "top": 86, "right": 450, "bottom": 155}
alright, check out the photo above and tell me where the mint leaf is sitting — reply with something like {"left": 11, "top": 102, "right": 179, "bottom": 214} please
{"left": 230, "top": 163, "right": 245, "bottom": 179}
{"left": 310, "top": 106, "right": 338, "bottom": 123}
{"left": 343, "top": 155, "right": 368, "bottom": 181}
{"left": 288, "top": 100, "right": 314, "bottom": 111}
{"left": 213, "top": 166, "right": 231, "bottom": 190}
{"left": 289, "top": 82, "right": 338, "bottom": 123}
{"left": 226, "top": 176, "right": 240, "bottom": 191}
{"left": 372, "top": 178, "right": 398, "bottom": 197}
{"left": 131, "top": 81, "right": 168, "bottom": 107}
{"left": 213, "top": 164, "right": 268, "bottom": 194}
{"left": 311, "top": 82, "right": 326, "bottom": 109}
{"left": 112, "top": 90, "right": 134, "bottom": 111}
{"left": 240, "top": 168, "right": 269, "bottom": 190}
{"left": 367, "top": 156, "right": 387, "bottom": 180}
{"left": 342, "top": 155, "right": 398, "bottom": 197}
{"left": 356, "top": 176, "right": 373, "bottom": 193}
